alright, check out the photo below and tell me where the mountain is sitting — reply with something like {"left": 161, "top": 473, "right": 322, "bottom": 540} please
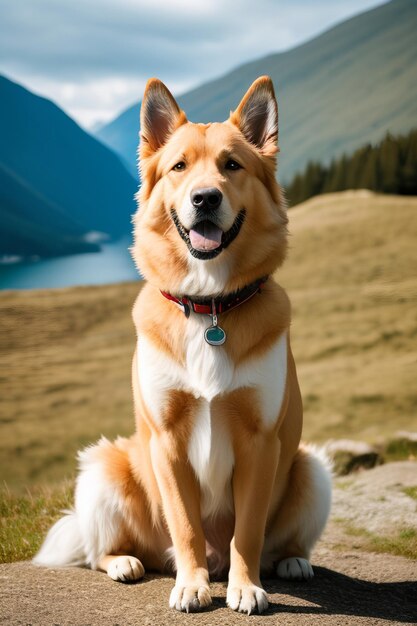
{"left": 0, "top": 164, "right": 99, "bottom": 259}
{"left": 96, "top": 0, "right": 417, "bottom": 183}
{"left": 0, "top": 75, "right": 138, "bottom": 258}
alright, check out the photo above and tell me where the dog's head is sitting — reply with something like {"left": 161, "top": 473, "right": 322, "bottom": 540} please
{"left": 132, "top": 76, "right": 288, "bottom": 296}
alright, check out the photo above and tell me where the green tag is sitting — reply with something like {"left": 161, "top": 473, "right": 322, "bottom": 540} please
{"left": 204, "top": 325, "right": 226, "bottom": 346}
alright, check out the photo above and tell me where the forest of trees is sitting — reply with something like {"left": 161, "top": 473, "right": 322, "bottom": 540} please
{"left": 286, "top": 129, "right": 417, "bottom": 207}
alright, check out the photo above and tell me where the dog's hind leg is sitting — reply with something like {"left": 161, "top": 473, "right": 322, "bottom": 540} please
{"left": 262, "top": 445, "right": 332, "bottom": 580}
{"left": 35, "top": 436, "right": 167, "bottom": 581}
{"left": 76, "top": 435, "right": 170, "bottom": 581}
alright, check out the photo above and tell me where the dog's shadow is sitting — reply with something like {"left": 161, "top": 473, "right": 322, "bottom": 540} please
{"left": 138, "top": 566, "right": 416, "bottom": 620}
{"left": 258, "top": 567, "right": 417, "bottom": 622}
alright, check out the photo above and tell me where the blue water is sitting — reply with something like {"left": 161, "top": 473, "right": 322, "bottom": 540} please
{"left": 0, "top": 239, "right": 141, "bottom": 290}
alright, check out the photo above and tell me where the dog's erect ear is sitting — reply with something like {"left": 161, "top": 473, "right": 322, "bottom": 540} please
{"left": 229, "top": 76, "right": 278, "bottom": 155}
{"left": 140, "top": 78, "right": 187, "bottom": 154}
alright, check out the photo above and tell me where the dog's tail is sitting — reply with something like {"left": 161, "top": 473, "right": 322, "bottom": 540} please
{"left": 33, "top": 510, "right": 86, "bottom": 568}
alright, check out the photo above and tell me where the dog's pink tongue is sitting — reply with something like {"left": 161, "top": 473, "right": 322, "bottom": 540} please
{"left": 189, "top": 221, "right": 223, "bottom": 251}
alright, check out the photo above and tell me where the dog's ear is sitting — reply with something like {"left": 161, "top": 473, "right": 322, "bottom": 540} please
{"left": 140, "top": 78, "right": 187, "bottom": 154}
{"left": 229, "top": 76, "right": 278, "bottom": 156}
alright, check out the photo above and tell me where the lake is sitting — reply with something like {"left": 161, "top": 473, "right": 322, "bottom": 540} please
{"left": 0, "top": 239, "right": 141, "bottom": 290}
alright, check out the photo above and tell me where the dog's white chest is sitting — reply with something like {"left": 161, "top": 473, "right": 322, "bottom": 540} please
{"left": 185, "top": 315, "right": 234, "bottom": 401}
{"left": 137, "top": 326, "right": 288, "bottom": 426}
{"left": 187, "top": 399, "right": 234, "bottom": 518}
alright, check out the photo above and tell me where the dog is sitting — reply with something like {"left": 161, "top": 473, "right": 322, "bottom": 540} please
{"left": 34, "top": 76, "right": 332, "bottom": 615}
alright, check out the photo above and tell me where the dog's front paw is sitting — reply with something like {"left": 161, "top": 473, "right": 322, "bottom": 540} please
{"left": 169, "top": 583, "right": 212, "bottom": 613}
{"left": 226, "top": 583, "right": 268, "bottom": 615}
{"left": 107, "top": 555, "right": 145, "bottom": 582}
{"left": 276, "top": 557, "right": 314, "bottom": 580}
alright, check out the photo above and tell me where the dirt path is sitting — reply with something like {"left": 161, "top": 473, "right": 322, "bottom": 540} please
{"left": 1, "top": 462, "right": 416, "bottom": 625}
{"left": 1, "top": 551, "right": 415, "bottom": 626}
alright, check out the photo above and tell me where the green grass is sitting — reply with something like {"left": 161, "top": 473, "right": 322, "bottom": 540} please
{"left": 402, "top": 486, "right": 417, "bottom": 501}
{"left": 0, "top": 482, "right": 74, "bottom": 563}
{"left": 334, "top": 479, "right": 355, "bottom": 491}
{"left": 384, "top": 438, "right": 417, "bottom": 462}
{"left": 344, "top": 524, "right": 417, "bottom": 560}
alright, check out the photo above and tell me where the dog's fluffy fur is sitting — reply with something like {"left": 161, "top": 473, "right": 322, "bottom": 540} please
{"left": 34, "top": 76, "right": 332, "bottom": 615}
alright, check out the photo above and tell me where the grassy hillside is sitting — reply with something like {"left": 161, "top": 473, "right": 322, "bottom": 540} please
{"left": 279, "top": 190, "right": 417, "bottom": 441}
{"left": 1, "top": 191, "right": 416, "bottom": 491}
{"left": 97, "top": 0, "right": 417, "bottom": 183}
{"left": 0, "top": 282, "right": 140, "bottom": 490}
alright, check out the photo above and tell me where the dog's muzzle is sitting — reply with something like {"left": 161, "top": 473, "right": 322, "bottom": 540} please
{"left": 171, "top": 208, "right": 246, "bottom": 260}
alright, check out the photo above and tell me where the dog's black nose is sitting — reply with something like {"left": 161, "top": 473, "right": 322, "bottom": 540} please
{"left": 191, "top": 187, "right": 223, "bottom": 211}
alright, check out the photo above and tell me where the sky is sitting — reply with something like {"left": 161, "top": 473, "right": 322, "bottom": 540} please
{"left": 0, "top": 0, "right": 387, "bottom": 130}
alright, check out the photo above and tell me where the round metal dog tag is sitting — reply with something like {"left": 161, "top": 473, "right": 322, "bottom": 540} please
{"left": 204, "top": 325, "right": 227, "bottom": 346}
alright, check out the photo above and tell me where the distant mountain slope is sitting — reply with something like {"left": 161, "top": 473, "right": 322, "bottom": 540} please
{"left": 0, "top": 164, "right": 99, "bottom": 258}
{"left": 97, "top": 0, "right": 417, "bottom": 182}
{"left": 0, "top": 76, "right": 138, "bottom": 254}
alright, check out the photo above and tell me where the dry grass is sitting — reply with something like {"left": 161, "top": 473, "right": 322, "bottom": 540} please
{"left": 1, "top": 190, "right": 417, "bottom": 493}
{"left": 278, "top": 190, "right": 417, "bottom": 443}
{"left": 0, "top": 282, "right": 141, "bottom": 490}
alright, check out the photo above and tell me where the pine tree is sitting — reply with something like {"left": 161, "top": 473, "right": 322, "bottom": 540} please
{"left": 286, "top": 128, "right": 417, "bottom": 206}
{"left": 379, "top": 133, "right": 401, "bottom": 193}
{"left": 286, "top": 172, "right": 303, "bottom": 206}
{"left": 329, "top": 155, "right": 347, "bottom": 192}
{"left": 400, "top": 130, "right": 417, "bottom": 195}
{"left": 359, "top": 146, "right": 379, "bottom": 190}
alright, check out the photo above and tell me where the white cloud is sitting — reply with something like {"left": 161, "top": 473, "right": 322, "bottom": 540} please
{"left": 0, "top": 0, "right": 387, "bottom": 128}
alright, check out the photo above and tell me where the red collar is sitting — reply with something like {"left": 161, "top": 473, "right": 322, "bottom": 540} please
{"left": 160, "top": 276, "right": 268, "bottom": 318}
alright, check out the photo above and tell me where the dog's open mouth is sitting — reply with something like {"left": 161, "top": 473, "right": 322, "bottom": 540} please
{"left": 171, "top": 209, "right": 246, "bottom": 260}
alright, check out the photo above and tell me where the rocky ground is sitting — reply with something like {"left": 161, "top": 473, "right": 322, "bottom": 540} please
{"left": 1, "top": 462, "right": 416, "bottom": 625}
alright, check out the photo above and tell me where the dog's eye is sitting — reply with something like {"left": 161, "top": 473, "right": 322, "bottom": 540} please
{"left": 225, "top": 159, "right": 242, "bottom": 171}
{"left": 172, "top": 161, "right": 186, "bottom": 172}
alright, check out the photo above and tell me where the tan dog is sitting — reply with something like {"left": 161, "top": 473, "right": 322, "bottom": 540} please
{"left": 34, "top": 76, "right": 332, "bottom": 615}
